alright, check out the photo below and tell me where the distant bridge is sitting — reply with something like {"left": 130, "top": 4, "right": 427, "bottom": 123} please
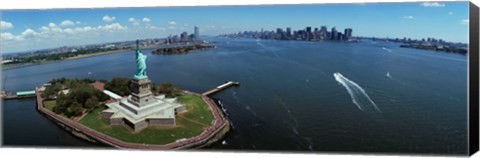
{"left": 202, "top": 81, "right": 240, "bottom": 96}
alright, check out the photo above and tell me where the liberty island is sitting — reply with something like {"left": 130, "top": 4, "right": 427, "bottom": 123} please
{"left": 101, "top": 40, "right": 187, "bottom": 132}
{"left": 31, "top": 39, "right": 233, "bottom": 148}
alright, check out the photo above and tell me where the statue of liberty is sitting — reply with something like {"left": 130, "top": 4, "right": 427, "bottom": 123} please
{"left": 134, "top": 40, "right": 148, "bottom": 80}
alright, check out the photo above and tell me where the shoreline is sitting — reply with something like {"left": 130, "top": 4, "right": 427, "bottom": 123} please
{"left": 2, "top": 50, "right": 129, "bottom": 70}
{"left": 2, "top": 44, "right": 162, "bottom": 70}
{"left": 35, "top": 88, "right": 231, "bottom": 149}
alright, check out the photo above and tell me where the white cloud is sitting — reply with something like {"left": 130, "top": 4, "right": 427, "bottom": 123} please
{"left": 64, "top": 28, "right": 75, "bottom": 34}
{"left": 1, "top": 32, "right": 17, "bottom": 40}
{"left": 168, "top": 21, "right": 176, "bottom": 25}
{"left": 448, "top": 12, "right": 454, "bottom": 15}
{"left": 2, "top": 20, "right": 182, "bottom": 53}
{"left": 128, "top": 18, "right": 136, "bottom": 22}
{"left": 403, "top": 16, "right": 414, "bottom": 19}
{"left": 128, "top": 18, "right": 140, "bottom": 26}
{"left": 103, "top": 15, "right": 116, "bottom": 23}
{"left": 421, "top": 2, "right": 445, "bottom": 7}
{"left": 142, "top": 18, "right": 151, "bottom": 23}
{"left": 76, "top": 21, "right": 81, "bottom": 24}
{"left": 60, "top": 20, "right": 75, "bottom": 27}
{"left": 2, "top": 23, "right": 128, "bottom": 42}
{"left": 146, "top": 25, "right": 166, "bottom": 31}
{"left": 1, "top": 21, "right": 14, "bottom": 30}
{"left": 461, "top": 19, "right": 469, "bottom": 25}
{"left": 97, "top": 23, "right": 128, "bottom": 31}
{"left": 20, "top": 28, "right": 38, "bottom": 39}
{"left": 48, "top": 22, "right": 56, "bottom": 27}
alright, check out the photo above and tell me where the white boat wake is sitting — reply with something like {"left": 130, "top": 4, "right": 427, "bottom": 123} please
{"left": 382, "top": 47, "right": 393, "bottom": 53}
{"left": 386, "top": 72, "right": 392, "bottom": 79}
{"left": 333, "top": 72, "right": 381, "bottom": 112}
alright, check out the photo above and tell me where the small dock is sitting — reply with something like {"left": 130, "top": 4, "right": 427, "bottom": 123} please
{"left": 202, "top": 81, "right": 240, "bottom": 96}
{"left": 1, "top": 90, "right": 37, "bottom": 100}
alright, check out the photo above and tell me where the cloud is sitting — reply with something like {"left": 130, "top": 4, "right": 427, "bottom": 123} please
{"left": 1, "top": 21, "right": 14, "bottom": 30}
{"left": 48, "top": 22, "right": 56, "bottom": 27}
{"left": 76, "top": 21, "right": 81, "bottom": 24}
{"left": 103, "top": 15, "right": 116, "bottom": 23}
{"left": 128, "top": 18, "right": 140, "bottom": 26}
{"left": 168, "top": 21, "right": 176, "bottom": 25}
{"left": 448, "top": 12, "right": 454, "bottom": 15}
{"left": 146, "top": 25, "right": 166, "bottom": 31}
{"left": 168, "top": 26, "right": 176, "bottom": 30}
{"left": 60, "top": 20, "right": 75, "bottom": 27}
{"left": 2, "top": 22, "right": 128, "bottom": 42}
{"left": 1, "top": 32, "right": 18, "bottom": 40}
{"left": 403, "top": 16, "right": 414, "bottom": 19}
{"left": 20, "top": 28, "right": 38, "bottom": 39}
{"left": 461, "top": 19, "right": 469, "bottom": 25}
{"left": 142, "top": 18, "right": 151, "bottom": 23}
{"left": 420, "top": 2, "right": 445, "bottom": 7}
{"left": 97, "top": 23, "right": 128, "bottom": 31}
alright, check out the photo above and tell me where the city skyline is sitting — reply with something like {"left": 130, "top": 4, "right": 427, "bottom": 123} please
{"left": 0, "top": 1, "right": 470, "bottom": 53}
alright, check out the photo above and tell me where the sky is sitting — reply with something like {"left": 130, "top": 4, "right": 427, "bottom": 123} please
{"left": 0, "top": 1, "right": 470, "bottom": 54}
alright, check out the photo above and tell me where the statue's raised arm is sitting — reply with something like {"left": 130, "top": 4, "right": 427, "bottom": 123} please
{"left": 134, "top": 40, "right": 148, "bottom": 80}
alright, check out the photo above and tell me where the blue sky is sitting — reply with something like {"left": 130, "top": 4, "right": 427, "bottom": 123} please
{"left": 0, "top": 1, "right": 470, "bottom": 53}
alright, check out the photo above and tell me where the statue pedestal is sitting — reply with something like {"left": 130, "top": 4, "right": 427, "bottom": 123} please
{"left": 128, "top": 79, "right": 155, "bottom": 108}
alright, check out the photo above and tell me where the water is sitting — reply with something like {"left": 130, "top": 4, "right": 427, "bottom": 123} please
{"left": 333, "top": 72, "right": 381, "bottom": 113}
{"left": 2, "top": 38, "right": 468, "bottom": 154}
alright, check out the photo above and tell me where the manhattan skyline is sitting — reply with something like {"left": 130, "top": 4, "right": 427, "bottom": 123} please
{"left": 0, "top": 1, "right": 469, "bottom": 53}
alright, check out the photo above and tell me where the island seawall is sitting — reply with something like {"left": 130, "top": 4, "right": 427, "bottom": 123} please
{"left": 35, "top": 88, "right": 231, "bottom": 149}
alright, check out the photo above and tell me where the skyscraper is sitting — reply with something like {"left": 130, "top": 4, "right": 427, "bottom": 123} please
{"left": 320, "top": 26, "right": 328, "bottom": 40}
{"left": 306, "top": 27, "right": 312, "bottom": 41}
{"left": 194, "top": 26, "right": 200, "bottom": 40}
{"left": 344, "top": 28, "right": 352, "bottom": 41}
{"left": 286, "top": 27, "right": 292, "bottom": 39}
{"left": 331, "top": 27, "right": 337, "bottom": 40}
{"left": 181, "top": 32, "right": 188, "bottom": 42}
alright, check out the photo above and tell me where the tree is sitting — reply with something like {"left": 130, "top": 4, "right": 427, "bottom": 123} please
{"left": 54, "top": 92, "right": 68, "bottom": 114}
{"left": 84, "top": 96, "right": 99, "bottom": 110}
{"left": 105, "top": 77, "right": 131, "bottom": 96}
{"left": 43, "top": 83, "right": 61, "bottom": 98}
{"left": 157, "top": 83, "right": 182, "bottom": 98}
{"left": 66, "top": 101, "right": 83, "bottom": 117}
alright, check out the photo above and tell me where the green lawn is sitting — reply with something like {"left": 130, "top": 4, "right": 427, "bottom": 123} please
{"left": 79, "top": 94, "right": 216, "bottom": 145}
{"left": 177, "top": 94, "right": 215, "bottom": 125}
{"left": 44, "top": 100, "right": 57, "bottom": 111}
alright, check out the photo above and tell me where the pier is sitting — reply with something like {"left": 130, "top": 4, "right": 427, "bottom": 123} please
{"left": 202, "top": 81, "right": 240, "bottom": 96}
{"left": 2, "top": 90, "right": 36, "bottom": 99}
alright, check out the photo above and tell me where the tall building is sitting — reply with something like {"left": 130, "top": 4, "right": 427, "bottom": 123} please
{"left": 194, "top": 26, "right": 200, "bottom": 40}
{"left": 331, "top": 27, "right": 337, "bottom": 40}
{"left": 337, "top": 32, "right": 343, "bottom": 40}
{"left": 181, "top": 32, "right": 188, "bottom": 42}
{"left": 286, "top": 27, "right": 292, "bottom": 39}
{"left": 306, "top": 27, "right": 312, "bottom": 41}
{"left": 320, "top": 26, "right": 328, "bottom": 40}
{"left": 344, "top": 28, "right": 352, "bottom": 41}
